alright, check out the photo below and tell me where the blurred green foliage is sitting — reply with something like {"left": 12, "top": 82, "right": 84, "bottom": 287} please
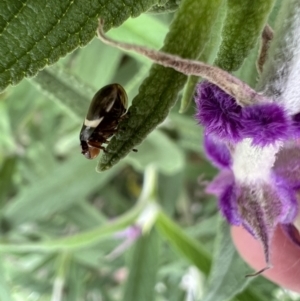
{"left": 0, "top": 0, "right": 298, "bottom": 300}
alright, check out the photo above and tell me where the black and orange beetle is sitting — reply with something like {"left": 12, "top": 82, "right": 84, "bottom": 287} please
{"left": 80, "top": 84, "right": 128, "bottom": 159}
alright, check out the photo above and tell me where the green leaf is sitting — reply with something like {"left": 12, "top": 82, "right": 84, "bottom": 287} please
{"left": 0, "top": 101, "right": 16, "bottom": 156}
{"left": 30, "top": 67, "right": 93, "bottom": 119}
{"left": 0, "top": 193, "right": 145, "bottom": 252}
{"left": 121, "top": 130, "right": 185, "bottom": 175}
{"left": 0, "top": 256, "right": 14, "bottom": 301}
{"left": 0, "top": 0, "right": 159, "bottom": 92}
{"left": 0, "top": 157, "right": 17, "bottom": 206}
{"left": 98, "top": 0, "right": 224, "bottom": 171}
{"left": 68, "top": 39, "right": 123, "bottom": 90}
{"left": 29, "top": 14, "right": 168, "bottom": 121}
{"left": 179, "top": 75, "right": 200, "bottom": 114}
{"left": 156, "top": 211, "right": 211, "bottom": 275}
{"left": 234, "top": 43, "right": 259, "bottom": 88}
{"left": 215, "top": 0, "right": 275, "bottom": 71}
{"left": 179, "top": 2, "right": 226, "bottom": 113}
{"left": 123, "top": 230, "right": 160, "bottom": 301}
{"left": 64, "top": 260, "right": 86, "bottom": 301}
{"left": 3, "top": 155, "right": 123, "bottom": 226}
{"left": 201, "top": 218, "right": 272, "bottom": 301}
{"left": 201, "top": 218, "right": 253, "bottom": 301}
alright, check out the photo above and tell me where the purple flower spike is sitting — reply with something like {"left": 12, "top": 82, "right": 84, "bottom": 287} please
{"left": 195, "top": 82, "right": 243, "bottom": 141}
{"left": 196, "top": 81, "right": 300, "bottom": 273}
{"left": 241, "top": 103, "right": 289, "bottom": 146}
{"left": 204, "top": 133, "right": 232, "bottom": 168}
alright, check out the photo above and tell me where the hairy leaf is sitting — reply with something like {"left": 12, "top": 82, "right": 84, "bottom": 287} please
{"left": 3, "top": 155, "right": 123, "bottom": 226}
{"left": 0, "top": 0, "right": 159, "bottom": 92}
{"left": 179, "top": 2, "right": 226, "bottom": 112}
{"left": 202, "top": 219, "right": 252, "bottom": 301}
{"left": 215, "top": 0, "right": 275, "bottom": 71}
{"left": 123, "top": 230, "right": 159, "bottom": 301}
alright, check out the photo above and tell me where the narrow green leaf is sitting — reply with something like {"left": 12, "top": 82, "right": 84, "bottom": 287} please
{"left": 0, "top": 256, "right": 14, "bottom": 301}
{"left": 123, "top": 230, "right": 160, "bottom": 301}
{"left": 0, "top": 101, "right": 16, "bottom": 156}
{"left": 30, "top": 67, "right": 94, "bottom": 119}
{"left": 241, "top": 277, "right": 278, "bottom": 301}
{"left": 233, "top": 44, "right": 259, "bottom": 88}
{"left": 268, "top": 0, "right": 283, "bottom": 27}
{"left": 3, "top": 155, "right": 123, "bottom": 226}
{"left": 156, "top": 211, "right": 211, "bottom": 275}
{"left": 98, "top": 0, "right": 224, "bottom": 171}
{"left": 215, "top": 0, "right": 275, "bottom": 71}
{"left": 0, "top": 157, "right": 17, "bottom": 206}
{"left": 179, "top": 75, "right": 200, "bottom": 113}
{"left": 179, "top": 2, "right": 226, "bottom": 113}
{"left": 201, "top": 218, "right": 252, "bottom": 301}
{"left": 0, "top": 0, "right": 159, "bottom": 92}
{"left": 67, "top": 39, "right": 123, "bottom": 90}
{"left": 0, "top": 194, "right": 144, "bottom": 252}
{"left": 65, "top": 261, "right": 86, "bottom": 301}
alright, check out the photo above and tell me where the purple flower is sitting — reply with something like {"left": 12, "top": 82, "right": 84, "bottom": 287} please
{"left": 195, "top": 82, "right": 291, "bottom": 146}
{"left": 241, "top": 103, "right": 290, "bottom": 146}
{"left": 106, "top": 225, "right": 141, "bottom": 260}
{"left": 203, "top": 133, "right": 232, "bottom": 168}
{"left": 207, "top": 142, "right": 300, "bottom": 272}
{"left": 274, "top": 145, "right": 300, "bottom": 189}
{"left": 195, "top": 82, "right": 243, "bottom": 141}
{"left": 197, "top": 82, "right": 300, "bottom": 274}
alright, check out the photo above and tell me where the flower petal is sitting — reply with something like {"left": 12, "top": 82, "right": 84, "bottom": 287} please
{"left": 206, "top": 169, "right": 242, "bottom": 225}
{"left": 205, "top": 169, "right": 234, "bottom": 196}
{"left": 273, "top": 145, "right": 300, "bottom": 189}
{"left": 281, "top": 224, "right": 300, "bottom": 247}
{"left": 219, "top": 181, "right": 242, "bottom": 226}
{"left": 241, "top": 103, "right": 290, "bottom": 146}
{"left": 195, "top": 82, "right": 243, "bottom": 141}
{"left": 204, "top": 133, "right": 232, "bottom": 168}
{"left": 273, "top": 175, "right": 298, "bottom": 224}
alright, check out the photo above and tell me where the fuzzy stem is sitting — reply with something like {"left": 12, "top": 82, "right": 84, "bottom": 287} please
{"left": 97, "top": 20, "right": 268, "bottom": 106}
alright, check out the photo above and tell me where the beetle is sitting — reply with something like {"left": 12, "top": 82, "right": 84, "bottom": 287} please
{"left": 80, "top": 83, "right": 128, "bottom": 159}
